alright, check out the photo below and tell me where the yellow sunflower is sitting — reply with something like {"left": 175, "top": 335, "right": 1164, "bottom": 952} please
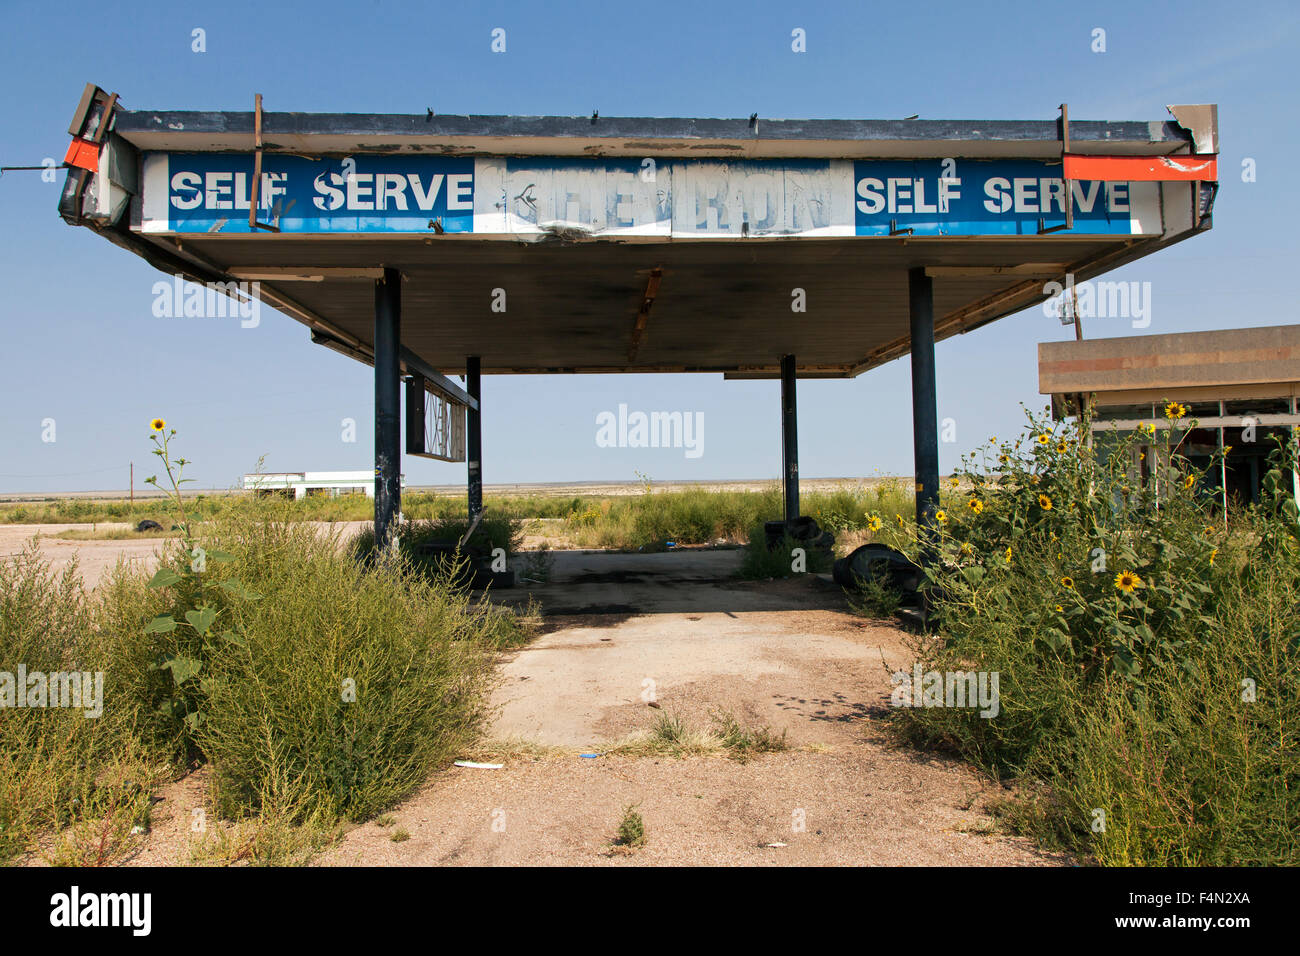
{"left": 1061, "top": 576, "right": 1075, "bottom": 589}
{"left": 935, "top": 510, "right": 948, "bottom": 525}
{"left": 150, "top": 418, "right": 166, "bottom": 432}
{"left": 1209, "top": 548, "right": 1218, "bottom": 565}
{"left": 1056, "top": 442, "right": 1068, "bottom": 454}
{"left": 959, "top": 542, "right": 973, "bottom": 556}
{"left": 1164, "top": 401, "right": 1188, "bottom": 420}
{"left": 1036, "top": 434, "right": 1050, "bottom": 446}
{"left": 866, "top": 514, "right": 882, "bottom": 533}
{"left": 1114, "top": 570, "right": 1143, "bottom": 594}
{"left": 967, "top": 497, "right": 983, "bottom": 515}
{"left": 1004, "top": 546, "right": 1013, "bottom": 563}
{"left": 1038, "top": 494, "right": 1053, "bottom": 510}
{"left": 1183, "top": 473, "right": 1196, "bottom": 490}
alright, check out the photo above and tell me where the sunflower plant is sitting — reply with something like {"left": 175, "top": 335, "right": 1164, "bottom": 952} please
{"left": 891, "top": 406, "right": 1300, "bottom": 864}
{"left": 888, "top": 404, "right": 1232, "bottom": 682}
{"left": 140, "top": 421, "right": 259, "bottom": 754}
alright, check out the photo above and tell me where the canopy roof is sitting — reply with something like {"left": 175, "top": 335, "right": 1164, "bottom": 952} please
{"left": 63, "top": 101, "right": 1217, "bottom": 377}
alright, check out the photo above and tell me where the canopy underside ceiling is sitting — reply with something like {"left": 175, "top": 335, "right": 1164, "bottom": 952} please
{"left": 151, "top": 233, "right": 1153, "bottom": 376}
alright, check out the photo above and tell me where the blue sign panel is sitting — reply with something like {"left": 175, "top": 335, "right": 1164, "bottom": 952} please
{"left": 140, "top": 153, "right": 1153, "bottom": 237}
{"left": 852, "top": 160, "right": 1136, "bottom": 236}
{"left": 154, "top": 153, "right": 475, "bottom": 233}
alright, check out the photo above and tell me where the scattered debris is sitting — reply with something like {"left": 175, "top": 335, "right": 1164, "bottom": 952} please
{"left": 833, "top": 543, "right": 921, "bottom": 595}
{"left": 453, "top": 761, "right": 503, "bottom": 770}
{"left": 764, "top": 516, "right": 834, "bottom": 559}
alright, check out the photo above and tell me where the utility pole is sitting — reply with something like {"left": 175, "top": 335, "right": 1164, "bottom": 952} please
{"left": 130, "top": 462, "right": 133, "bottom": 509}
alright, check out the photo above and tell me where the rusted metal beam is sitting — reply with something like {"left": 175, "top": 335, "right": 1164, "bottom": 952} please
{"left": 399, "top": 348, "right": 478, "bottom": 411}
{"left": 924, "top": 264, "right": 1067, "bottom": 279}
{"left": 1062, "top": 104, "right": 1073, "bottom": 232}
{"left": 249, "top": 94, "right": 280, "bottom": 233}
{"left": 227, "top": 267, "right": 386, "bottom": 281}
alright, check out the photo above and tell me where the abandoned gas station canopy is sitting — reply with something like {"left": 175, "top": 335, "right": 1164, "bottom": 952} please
{"left": 58, "top": 86, "right": 1220, "bottom": 546}
{"left": 60, "top": 90, "right": 1218, "bottom": 378}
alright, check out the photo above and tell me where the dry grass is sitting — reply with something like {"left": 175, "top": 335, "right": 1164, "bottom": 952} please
{"left": 53, "top": 527, "right": 180, "bottom": 541}
{"left": 460, "top": 737, "right": 571, "bottom": 763}
{"left": 184, "top": 808, "right": 342, "bottom": 867}
{"left": 601, "top": 710, "right": 788, "bottom": 762}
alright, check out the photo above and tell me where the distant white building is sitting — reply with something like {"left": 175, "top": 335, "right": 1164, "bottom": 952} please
{"left": 241, "top": 471, "right": 402, "bottom": 499}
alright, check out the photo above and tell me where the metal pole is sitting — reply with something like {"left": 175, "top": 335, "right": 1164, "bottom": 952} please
{"left": 373, "top": 267, "right": 402, "bottom": 551}
{"left": 1218, "top": 406, "right": 1228, "bottom": 529}
{"left": 467, "top": 356, "right": 482, "bottom": 522}
{"left": 909, "top": 268, "right": 940, "bottom": 548}
{"left": 780, "top": 354, "right": 799, "bottom": 524}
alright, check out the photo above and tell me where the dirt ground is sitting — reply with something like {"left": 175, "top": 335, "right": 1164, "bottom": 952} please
{"left": 0, "top": 523, "right": 164, "bottom": 588}
{"left": 0, "top": 521, "right": 370, "bottom": 590}
{"left": 7, "top": 527, "right": 1065, "bottom": 867}
{"left": 312, "top": 553, "right": 1064, "bottom": 866}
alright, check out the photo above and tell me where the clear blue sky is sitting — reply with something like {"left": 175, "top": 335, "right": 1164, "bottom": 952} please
{"left": 1, "top": 0, "right": 1296, "bottom": 493}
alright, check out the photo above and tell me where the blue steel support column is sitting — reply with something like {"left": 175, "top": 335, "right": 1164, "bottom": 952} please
{"left": 467, "top": 356, "right": 482, "bottom": 522}
{"left": 909, "top": 268, "right": 940, "bottom": 551}
{"left": 373, "top": 267, "right": 402, "bottom": 551}
{"left": 780, "top": 354, "right": 799, "bottom": 524}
